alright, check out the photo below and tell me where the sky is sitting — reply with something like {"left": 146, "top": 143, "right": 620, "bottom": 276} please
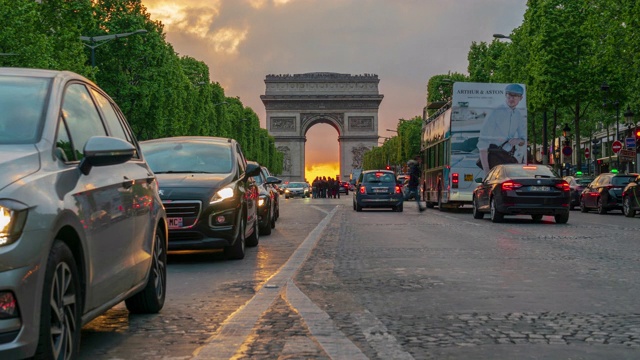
{"left": 141, "top": 0, "right": 528, "bottom": 181}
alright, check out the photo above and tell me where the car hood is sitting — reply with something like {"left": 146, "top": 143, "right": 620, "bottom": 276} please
{"left": 0, "top": 145, "right": 40, "bottom": 191}
{"left": 154, "top": 172, "right": 233, "bottom": 199}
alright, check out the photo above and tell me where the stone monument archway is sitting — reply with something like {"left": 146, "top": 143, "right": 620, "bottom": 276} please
{"left": 261, "top": 72, "right": 383, "bottom": 182}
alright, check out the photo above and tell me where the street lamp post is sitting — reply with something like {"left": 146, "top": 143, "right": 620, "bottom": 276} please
{"left": 561, "top": 124, "right": 571, "bottom": 176}
{"left": 600, "top": 82, "right": 620, "bottom": 170}
{"left": 493, "top": 33, "right": 512, "bottom": 40}
{"left": 80, "top": 29, "right": 147, "bottom": 67}
{"left": 624, "top": 106, "right": 635, "bottom": 172}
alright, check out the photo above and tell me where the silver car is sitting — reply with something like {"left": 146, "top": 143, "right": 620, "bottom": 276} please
{"left": 0, "top": 68, "right": 168, "bottom": 359}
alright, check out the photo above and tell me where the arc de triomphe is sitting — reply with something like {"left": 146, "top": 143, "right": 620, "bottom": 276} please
{"left": 261, "top": 72, "right": 383, "bottom": 182}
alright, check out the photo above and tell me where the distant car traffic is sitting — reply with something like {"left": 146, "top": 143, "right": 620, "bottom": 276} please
{"left": 284, "top": 182, "right": 310, "bottom": 198}
{"left": 0, "top": 68, "right": 168, "bottom": 360}
{"left": 563, "top": 175, "right": 594, "bottom": 210}
{"left": 622, "top": 174, "right": 640, "bottom": 217}
{"left": 140, "top": 136, "right": 261, "bottom": 259}
{"left": 472, "top": 164, "right": 570, "bottom": 223}
{"left": 339, "top": 181, "right": 350, "bottom": 195}
{"left": 580, "top": 172, "right": 639, "bottom": 214}
{"left": 353, "top": 170, "right": 404, "bottom": 212}
{"left": 251, "top": 162, "right": 281, "bottom": 235}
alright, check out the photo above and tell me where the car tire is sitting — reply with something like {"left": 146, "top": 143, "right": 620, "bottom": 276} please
{"left": 554, "top": 212, "right": 569, "bottom": 224}
{"left": 260, "top": 207, "right": 272, "bottom": 235}
{"left": 246, "top": 216, "right": 260, "bottom": 247}
{"left": 531, "top": 214, "right": 543, "bottom": 222}
{"left": 35, "top": 241, "right": 81, "bottom": 360}
{"left": 225, "top": 216, "right": 246, "bottom": 260}
{"left": 353, "top": 200, "right": 356, "bottom": 211}
{"left": 490, "top": 198, "right": 504, "bottom": 223}
{"left": 597, "top": 197, "right": 607, "bottom": 215}
{"left": 125, "top": 227, "right": 167, "bottom": 314}
{"left": 623, "top": 197, "right": 636, "bottom": 217}
{"left": 580, "top": 198, "right": 588, "bottom": 213}
{"left": 472, "top": 197, "right": 484, "bottom": 219}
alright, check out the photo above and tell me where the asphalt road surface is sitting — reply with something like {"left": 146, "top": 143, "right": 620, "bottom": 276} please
{"left": 79, "top": 196, "right": 640, "bottom": 360}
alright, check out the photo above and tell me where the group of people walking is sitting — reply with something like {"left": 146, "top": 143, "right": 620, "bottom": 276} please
{"left": 311, "top": 176, "right": 343, "bottom": 199}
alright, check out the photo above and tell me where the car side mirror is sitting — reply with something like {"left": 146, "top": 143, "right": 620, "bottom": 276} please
{"left": 266, "top": 176, "right": 282, "bottom": 185}
{"left": 245, "top": 162, "right": 261, "bottom": 178}
{"left": 474, "top": 177, "right": 484, "bottom": 183}
{"left": 79, "top": 136, "right": 135, "bottom": 175}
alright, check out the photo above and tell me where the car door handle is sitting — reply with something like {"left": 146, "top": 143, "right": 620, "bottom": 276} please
{"left": 123, "top": 176, "right": 134, "bottom": 189}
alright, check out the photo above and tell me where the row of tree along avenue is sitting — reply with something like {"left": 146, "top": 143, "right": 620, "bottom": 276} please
{"left": 368, "top": 1, "right": 640, "bottom": 174}
{"left": 0, "top": 0, "right": 283, "bottom": 174}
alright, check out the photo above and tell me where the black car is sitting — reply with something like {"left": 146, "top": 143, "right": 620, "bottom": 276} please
{"left": 251, "top": 162, "right": 281, "bottom": 235}
{"left": 472, "top": 164, "right": 570, "bottom": 223}
{"left": 563, "top": 175, "right": 594, "bottom": 210}
{"left": 140, "top": 136, "right": 261, "bottom": 260}
{"left": 622, "top": 174, "right": 640, "bottom": 217}
{"left": 339, "top": 181, "right": 350, "bottom": 195}
{"left": 580, "top": 172, "right": 639, "bottom": 214}
{"left": 261, "top": 166, "right": 281, "bottom": 221}
{"left": 353, "top": 170, "right": 404, "bottom": 212}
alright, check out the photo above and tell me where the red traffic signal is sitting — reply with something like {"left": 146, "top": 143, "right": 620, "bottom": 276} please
{"left": 385, "top": 165, "right": 390, "bottom": 170}
{"left": 635, "top": 128, "right": 640, "bottom": 140}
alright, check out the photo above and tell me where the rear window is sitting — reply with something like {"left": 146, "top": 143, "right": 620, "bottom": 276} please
{"left": 363, "top": 172, "right": 395, "bottom": 183}
{"left": 612, "top": 176, "right": 635, "bottom": 186}
{"left": 576, "top": 178, "right": 594, "bottom": 185}
{"left": 504, "top": 165, "right": 556, "bottom": 178}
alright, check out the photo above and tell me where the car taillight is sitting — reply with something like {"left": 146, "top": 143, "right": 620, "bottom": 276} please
{"left": 359, "top": 186, "right": 365, "bottom": 194}
{"left": 555, "top": 181, "right": 570, "bottom": 192}
{"left": 395, "top": 185, "right": 402, "bottom": 194}
{"left": 452, "top": 173, "right": 459, "bottom": 189}
{"left": 501, "top": 181, "right": 522, "bottom": 191}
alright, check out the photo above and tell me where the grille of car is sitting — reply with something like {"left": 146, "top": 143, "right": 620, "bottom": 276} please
{"left": 163, "top": 201, "right": 202, "bottom": 218}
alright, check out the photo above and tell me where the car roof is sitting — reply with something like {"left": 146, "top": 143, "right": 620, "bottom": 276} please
{"left": 140, "top": 136, "right": 235, "bottom": 145}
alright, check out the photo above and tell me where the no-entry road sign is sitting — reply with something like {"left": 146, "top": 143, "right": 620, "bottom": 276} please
{"left": 612, "top": 140, "right": 623, "bottom": 154}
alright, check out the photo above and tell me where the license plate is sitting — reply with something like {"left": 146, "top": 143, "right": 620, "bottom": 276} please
{"left": 373, "top": 188, "right": 387, "bottom": 193}
{"left": 529, "top": 186, "right": 550, "bottom": 192}
{"left": 168, "top": 217, "right": 183, "bottom": 229}
{"left": 465, "top": 174, "right": 473, "bottom": 181}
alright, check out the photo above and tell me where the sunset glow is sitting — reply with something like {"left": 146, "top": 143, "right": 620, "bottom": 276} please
{"left": 305, "top": 163, "right": 340, "bottom": 183}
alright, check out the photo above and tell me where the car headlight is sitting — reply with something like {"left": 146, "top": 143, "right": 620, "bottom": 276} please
{"left": 0, "top": 201, "right": 29, "bottom": 247}
{"left": 258, "top": 196, "right": 267, "bottom": 207}
{"left": 210, "top": 186, "right": 235, "bottom": 204}
{"left": 285, "top": 189, "right": 290, "bottom": 193}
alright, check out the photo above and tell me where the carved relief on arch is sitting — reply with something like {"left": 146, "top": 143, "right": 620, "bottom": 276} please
{"left": 351, "top": 144, "right": 369, "bottom": 168}
{"left": 301, "top": 113, "right": 344, "bottom": 133}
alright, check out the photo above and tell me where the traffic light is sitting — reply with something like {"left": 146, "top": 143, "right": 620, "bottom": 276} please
{"left": 635, "top": 127, "right": 640, "bottom": 144}
{"left": 385, "top": 165, "right": 390, "bottom": 170}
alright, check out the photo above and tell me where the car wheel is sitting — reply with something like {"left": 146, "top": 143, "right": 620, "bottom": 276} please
{"left": 580, "top": 197, "right": 588, "bottom": 213}
{"left": 554, "top": 212, "right": 569, "bottom": 224}
{"left": 260, "top": 206, "right": 272, "bottom": 235}
{"left": 472, "top": 197, "right": 484, "bottom": 219}
{"left": 490, "top": 198, "right": 504, "bottom": 223}
{"left": 531, "top": 214, "right": 543, "bottom": 222}
{"left": 623, "top": 197, "right": 636, "bottom": 217}
{"left": 597, "top": 197, "right": 607, "bottom": 215}
{"left": 126, "top": 226, "right": 167, "bottom": 313}
{"left": 353, "top": 200, "right": 356, "bottom": 211}
{"left": 35, "top": 241, "right": 81, "bottom": 360}
{"left": 224, "top": 216, "right": 246, "bottom": 260}
{"left": 246, "top": 216, "right": 260, "bottom": 247}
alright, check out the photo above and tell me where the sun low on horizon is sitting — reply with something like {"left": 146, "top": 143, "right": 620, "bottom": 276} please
{"left": 304, "top": 162, "right": 340, "bottom": 183}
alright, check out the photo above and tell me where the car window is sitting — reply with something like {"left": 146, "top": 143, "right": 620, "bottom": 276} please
{"left": 0, "top": 76, "right": 50, "bottom": 144}
{"left": 576, "top": 178, "right": 593, "bottom": 185}
{"left": 59, "top": 83, "right": 108, "bottom": 161}
{"left": 142, "top": 141, "right": 233, "bottom": 174}
{"left": 504, "top": 165, "right": 555, "bottom": 178}
{"left": 612, "top": 176, "right": 635, "bottom": 186}
{"left": 90, "top": 88, "right": 139, "bottom": 159}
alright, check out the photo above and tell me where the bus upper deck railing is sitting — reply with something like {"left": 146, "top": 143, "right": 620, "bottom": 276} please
{"left": 424, "top": 101, "right": 452, "bottom": 124}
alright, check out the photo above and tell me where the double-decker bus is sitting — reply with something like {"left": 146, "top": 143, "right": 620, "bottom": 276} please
{"left": 420, "top": 82, "right": 528, "bottom": 209}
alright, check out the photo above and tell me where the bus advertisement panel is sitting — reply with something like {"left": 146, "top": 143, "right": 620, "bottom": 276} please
{"left": 422, "top": 82, "right": 527, "bottom": 209}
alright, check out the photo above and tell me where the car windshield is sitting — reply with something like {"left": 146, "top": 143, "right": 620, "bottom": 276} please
{"left": 288, "top": 182, "right": 305, "bottom": 188}
{"left": 504, "top": 165, "right": 556, "bottom": 178}
{"left": 0, "top": 76, "right": 50, "bottom": 144}
{"left": 576, "top": 178, "right": 594, "bottom": 185}
{"left": 364, "top": 172, "right": 395, "bottom": 183}
{"left": 612, "top": 176, "right": 635, "bottom": 186}
{"left": 141, "top": 140, "right": 233, "bottom": 174}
